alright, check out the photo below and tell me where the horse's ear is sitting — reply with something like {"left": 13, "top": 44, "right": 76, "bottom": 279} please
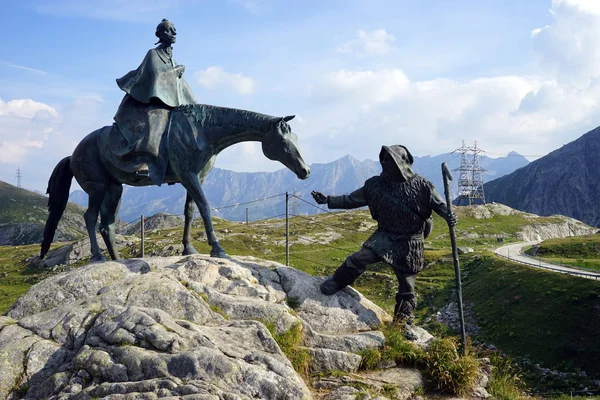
{"left": 283, "top": 115, "right": 295, "bottom": 122}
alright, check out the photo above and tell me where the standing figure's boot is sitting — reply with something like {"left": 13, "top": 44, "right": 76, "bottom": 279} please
{"left": 320, "top": 261, "right": 361, "bottom": 295}
{"left": 320, "top": 277, "right": 343, "bottom": 295}
{"left": 393, "top": 292, "right": 418, "bottom": 341}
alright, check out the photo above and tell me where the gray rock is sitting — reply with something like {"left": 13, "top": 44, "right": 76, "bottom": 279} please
{"left": 457, "top": 247, "right": 474, "bottom": 255}
{"left": 359, "top": 368, "right": 423, "bottom": 399}
{"left": 2, "top": 254, "right": 401, "bottom": 399}
{"left": 323, "top": 385, "right": 362, "bottom": 400}
{"left": 306, "top": 346, "right": 363, "bottom": 373}
{"left": 276, "top": 267, "right": 391, "bottom": 335}
{"left": 304, "top": 322, "right": 385, "bottom": 353}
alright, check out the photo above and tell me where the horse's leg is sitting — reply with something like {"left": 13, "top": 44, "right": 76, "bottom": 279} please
{"left": 82, "top": 184, "right": 107, "bottom": 262}
{"left": 182, "top": 192, "right": 199, "bottom": 255}
{"left": 99, "top": 183, "right": 123, "bottom": 260}
{"left": 180, "top": 174, "right": 226, "bottom": 258}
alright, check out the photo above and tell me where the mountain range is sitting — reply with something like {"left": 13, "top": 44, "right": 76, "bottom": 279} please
{"left": 69, "top": 152, "right": 529, "bottom": 222}
{"left": 485, "top": 126, "right": 600, "bottom": 227}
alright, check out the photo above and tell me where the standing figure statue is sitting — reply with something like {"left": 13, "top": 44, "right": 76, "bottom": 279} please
{"left": 113, "top": 18, "right": 197, "bottom": 184}
{"left": 311, "top": 145, "right": 457, "bottom": 339}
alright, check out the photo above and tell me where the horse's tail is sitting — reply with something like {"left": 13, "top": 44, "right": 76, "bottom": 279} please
{"left": 40, "top": 156, "right": 74, "bottom": 259}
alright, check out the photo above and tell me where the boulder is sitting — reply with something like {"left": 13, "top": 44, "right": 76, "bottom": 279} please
{"left": 1, "top": 254, "right": 392, "bottom": 399}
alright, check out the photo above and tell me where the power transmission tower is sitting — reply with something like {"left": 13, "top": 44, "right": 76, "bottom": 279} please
{"left": 452, "top": 140, "right": 486, "bottom": 206}
{"left": 16, "top": 167, "right": 22, "bottom": 188}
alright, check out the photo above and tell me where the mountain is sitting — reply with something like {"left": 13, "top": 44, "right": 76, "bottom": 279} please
{"left": 484, "top": 126, "right": 600, "bottom": 227}
{"left": 411, "top": 151, "right": 529, "bottom": 193}
{"left": 0, "top": 181, "right": 87, "bottom": 245}
{"left": 69, "top": 152, "right": 528, "bottom": 222}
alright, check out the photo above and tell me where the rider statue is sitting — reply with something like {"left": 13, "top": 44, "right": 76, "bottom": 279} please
{"left": 113, "top": 19, "right": 197, "bottom": 184}
{"left": 312, "top": 145, "right": 457, "bottom": 339}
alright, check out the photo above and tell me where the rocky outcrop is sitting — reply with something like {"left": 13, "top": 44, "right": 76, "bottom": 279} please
{"left": 515, "top": 216, "right": 596, "bottom": 241}
{"left": 484, "top": 126, "right": 600, "bottom": 227}
{"left": 0, "top": 255, "right": 397, "bottom": 399}
{"left": 455, "top": 203, "right": 597, "bottom": 241}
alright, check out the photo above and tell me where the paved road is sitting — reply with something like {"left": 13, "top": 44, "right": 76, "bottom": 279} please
{"left": 494, "top": 241, "right": 600, "bottom": 281}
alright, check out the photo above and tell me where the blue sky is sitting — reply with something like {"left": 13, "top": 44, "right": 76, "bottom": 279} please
{"left": 2, "top": 0, "right": 599, "bottom": 192}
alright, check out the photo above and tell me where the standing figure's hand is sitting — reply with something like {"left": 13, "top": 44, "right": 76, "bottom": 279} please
{"left": 311, "top": 191, "right": 328, "bottom": 205}
{"left": 176, "top": 65, "right": 185, "bottom": 78}
{"left": 446, "top": 212, "right": 458, "bottom": 227}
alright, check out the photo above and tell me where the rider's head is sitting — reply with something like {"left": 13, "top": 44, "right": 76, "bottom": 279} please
{"left": 155, "top": 19, "right": 177, "bottom": 46}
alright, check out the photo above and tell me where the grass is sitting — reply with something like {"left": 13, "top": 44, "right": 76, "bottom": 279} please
{"left": 422, "top": 337, "right": 479, "bottom": 396}
{"left": 358, "top": 324, "right": 480, "bottom": 396}
{"left": 486, "top": 354, "right": 528, "bottom": 400}
{"left": 1, "top": 204, "right": 599, "bottom": 395}
{"left": 262, "top": 321, "right": 311, "bottom": 378}
{"left": 462, "top": 255, "right": 600, "bottom": 377}
{"left": 525, "top": 234, "right": 600, "bottom": 271}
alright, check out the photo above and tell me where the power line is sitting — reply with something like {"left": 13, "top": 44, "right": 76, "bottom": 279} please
{"left": 212, "top": 193, "right": 285, "bottom": 211}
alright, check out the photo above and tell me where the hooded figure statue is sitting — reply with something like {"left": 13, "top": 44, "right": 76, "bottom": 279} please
{"left": 111, "top": 19, "right": 197, "bottom": 185}
{"left": 311, "top": 144, "right": 457, "bottom": 339}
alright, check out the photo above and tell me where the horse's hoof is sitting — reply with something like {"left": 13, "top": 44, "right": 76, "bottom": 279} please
{"left": 90, "top": 254, "right": 106, "bottom": 263}
{"left": 210, "top": 250, "right": 227, "bottom": 258}
{"left": 182, "top": 246, "right": 199, "bottom": 256}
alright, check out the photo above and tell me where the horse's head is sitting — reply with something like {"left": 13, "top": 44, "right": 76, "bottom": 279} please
{"left": 262, "top": 115, "right": 310, "bottom": 180}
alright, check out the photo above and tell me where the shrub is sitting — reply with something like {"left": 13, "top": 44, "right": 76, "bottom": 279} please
{"left": 422, "top": 337, "right": 479, "bottom": 396}
{"left": 263, "top": 321, "right": 311, "bottom": 378}
{"left": 380, "top": 325, "right": 425, "bottom": 366}
{"left": 487, "top": 354, "right": 527, "bottom": 400}
{"left": 358, "top": 348, "right": 381, "bottom": 370}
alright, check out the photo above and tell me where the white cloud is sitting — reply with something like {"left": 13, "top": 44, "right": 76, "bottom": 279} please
{"left": 0, "top": 99, "right": 61, "bottom": 164}
{"left": 532, "top": 0, "right": 600, "bottom": 85}
{"left": 195, "top": 66, "right": 256, "bottom": 95}
{"left": 0, "top": 98, "right": 59, "bottom": 121}
{"left": 302, "top": 65, "right": 600, "bottom": 162}
{"left": 296, "top": 0, "right": 600, "bottom": 163}
{"left": 335, "top": 29, "right": 396, "bottom": 55}
{"left": 552, "top": 0, "right": 600, "bottom": 15}
{"left": 310, "top": 68, "right": 410, "bottom": 105}
{"left": 0, "top": 95, "right": 110, "bottom": 197}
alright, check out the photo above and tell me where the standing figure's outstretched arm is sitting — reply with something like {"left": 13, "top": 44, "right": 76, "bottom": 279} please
{"left": 312, "top": 186, "right": 368, "bottom": 210}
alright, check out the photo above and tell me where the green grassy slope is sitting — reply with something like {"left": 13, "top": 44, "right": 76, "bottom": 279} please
{"left": 463, "top": 256, "right": 600, "bottom": 376}
{"left": 0, "top": 181, "right": 86, "bottom": 245}
{"left": 526, "top": 234, "right": 600, "bottom": 271}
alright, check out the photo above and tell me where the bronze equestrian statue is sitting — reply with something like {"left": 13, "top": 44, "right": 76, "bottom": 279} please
{"left": 40, "top": 20, "right": 310, "bottom": 262}
{"left": 312, "top": 145, "right": 456, "bottom": 339}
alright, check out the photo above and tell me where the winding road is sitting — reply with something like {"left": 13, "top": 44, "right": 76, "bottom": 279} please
{"left": 494, "top": 241, "right": 600, "bottom": 281}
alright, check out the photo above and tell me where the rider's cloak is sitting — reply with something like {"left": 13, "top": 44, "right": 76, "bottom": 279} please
{"left": 116, "top": 47, "right": 196, "bottom": 107}
{"left": 110, "top": 47, "right": 197, "bottom": 186}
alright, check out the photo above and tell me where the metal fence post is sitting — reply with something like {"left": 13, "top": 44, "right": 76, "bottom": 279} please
{"left": 285, "top": 192, "right": 289, "bottom": 266}
{"left": 141, "top": 215, "right": 145, "bottom": 258}
{"left": 246, "top": 208, "right": 249, "bottom": 225}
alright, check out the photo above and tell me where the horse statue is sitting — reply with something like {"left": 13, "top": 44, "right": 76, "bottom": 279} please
{"left": 40, "top": 104, "right": 310, "bottom": 262}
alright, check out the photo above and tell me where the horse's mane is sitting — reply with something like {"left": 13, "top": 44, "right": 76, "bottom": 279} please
{"left": 175, "top": 104, "right": 278, "bottom": 131}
